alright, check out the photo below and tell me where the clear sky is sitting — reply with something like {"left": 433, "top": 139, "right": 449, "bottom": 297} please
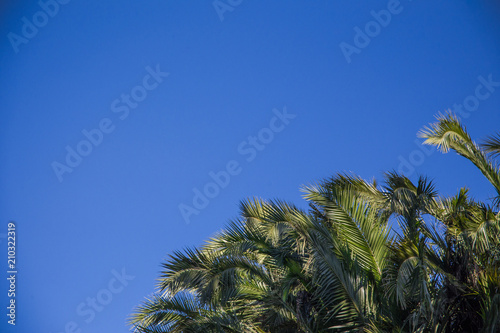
{"left": 1, "top": 1, "right": 499, "bottom": 332}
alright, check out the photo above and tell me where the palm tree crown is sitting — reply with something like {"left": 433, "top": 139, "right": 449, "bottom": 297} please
{"left": 130, "top": 113, "right": 500, "bottom": 332}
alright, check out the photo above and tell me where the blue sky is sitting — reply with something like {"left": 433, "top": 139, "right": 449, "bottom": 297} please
{"left": 1, "top": 0, "right": 500, "bottom": 332}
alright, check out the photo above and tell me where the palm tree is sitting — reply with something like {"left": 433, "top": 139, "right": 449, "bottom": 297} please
{"left": 418, "top": 113, "right": 500, "bottom": 332}
{"left": 130, "top": 177, "right": 413, "bottom": 332}
{"left": 130, "top": 112, "right": 500, "bottom": 332}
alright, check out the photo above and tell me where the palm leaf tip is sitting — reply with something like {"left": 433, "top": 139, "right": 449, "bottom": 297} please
{"left": 482, "top": 133, "right": 500, "bottom": 157}
{"left": 417, "top": 111, "right": 471, "bottom": 153}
